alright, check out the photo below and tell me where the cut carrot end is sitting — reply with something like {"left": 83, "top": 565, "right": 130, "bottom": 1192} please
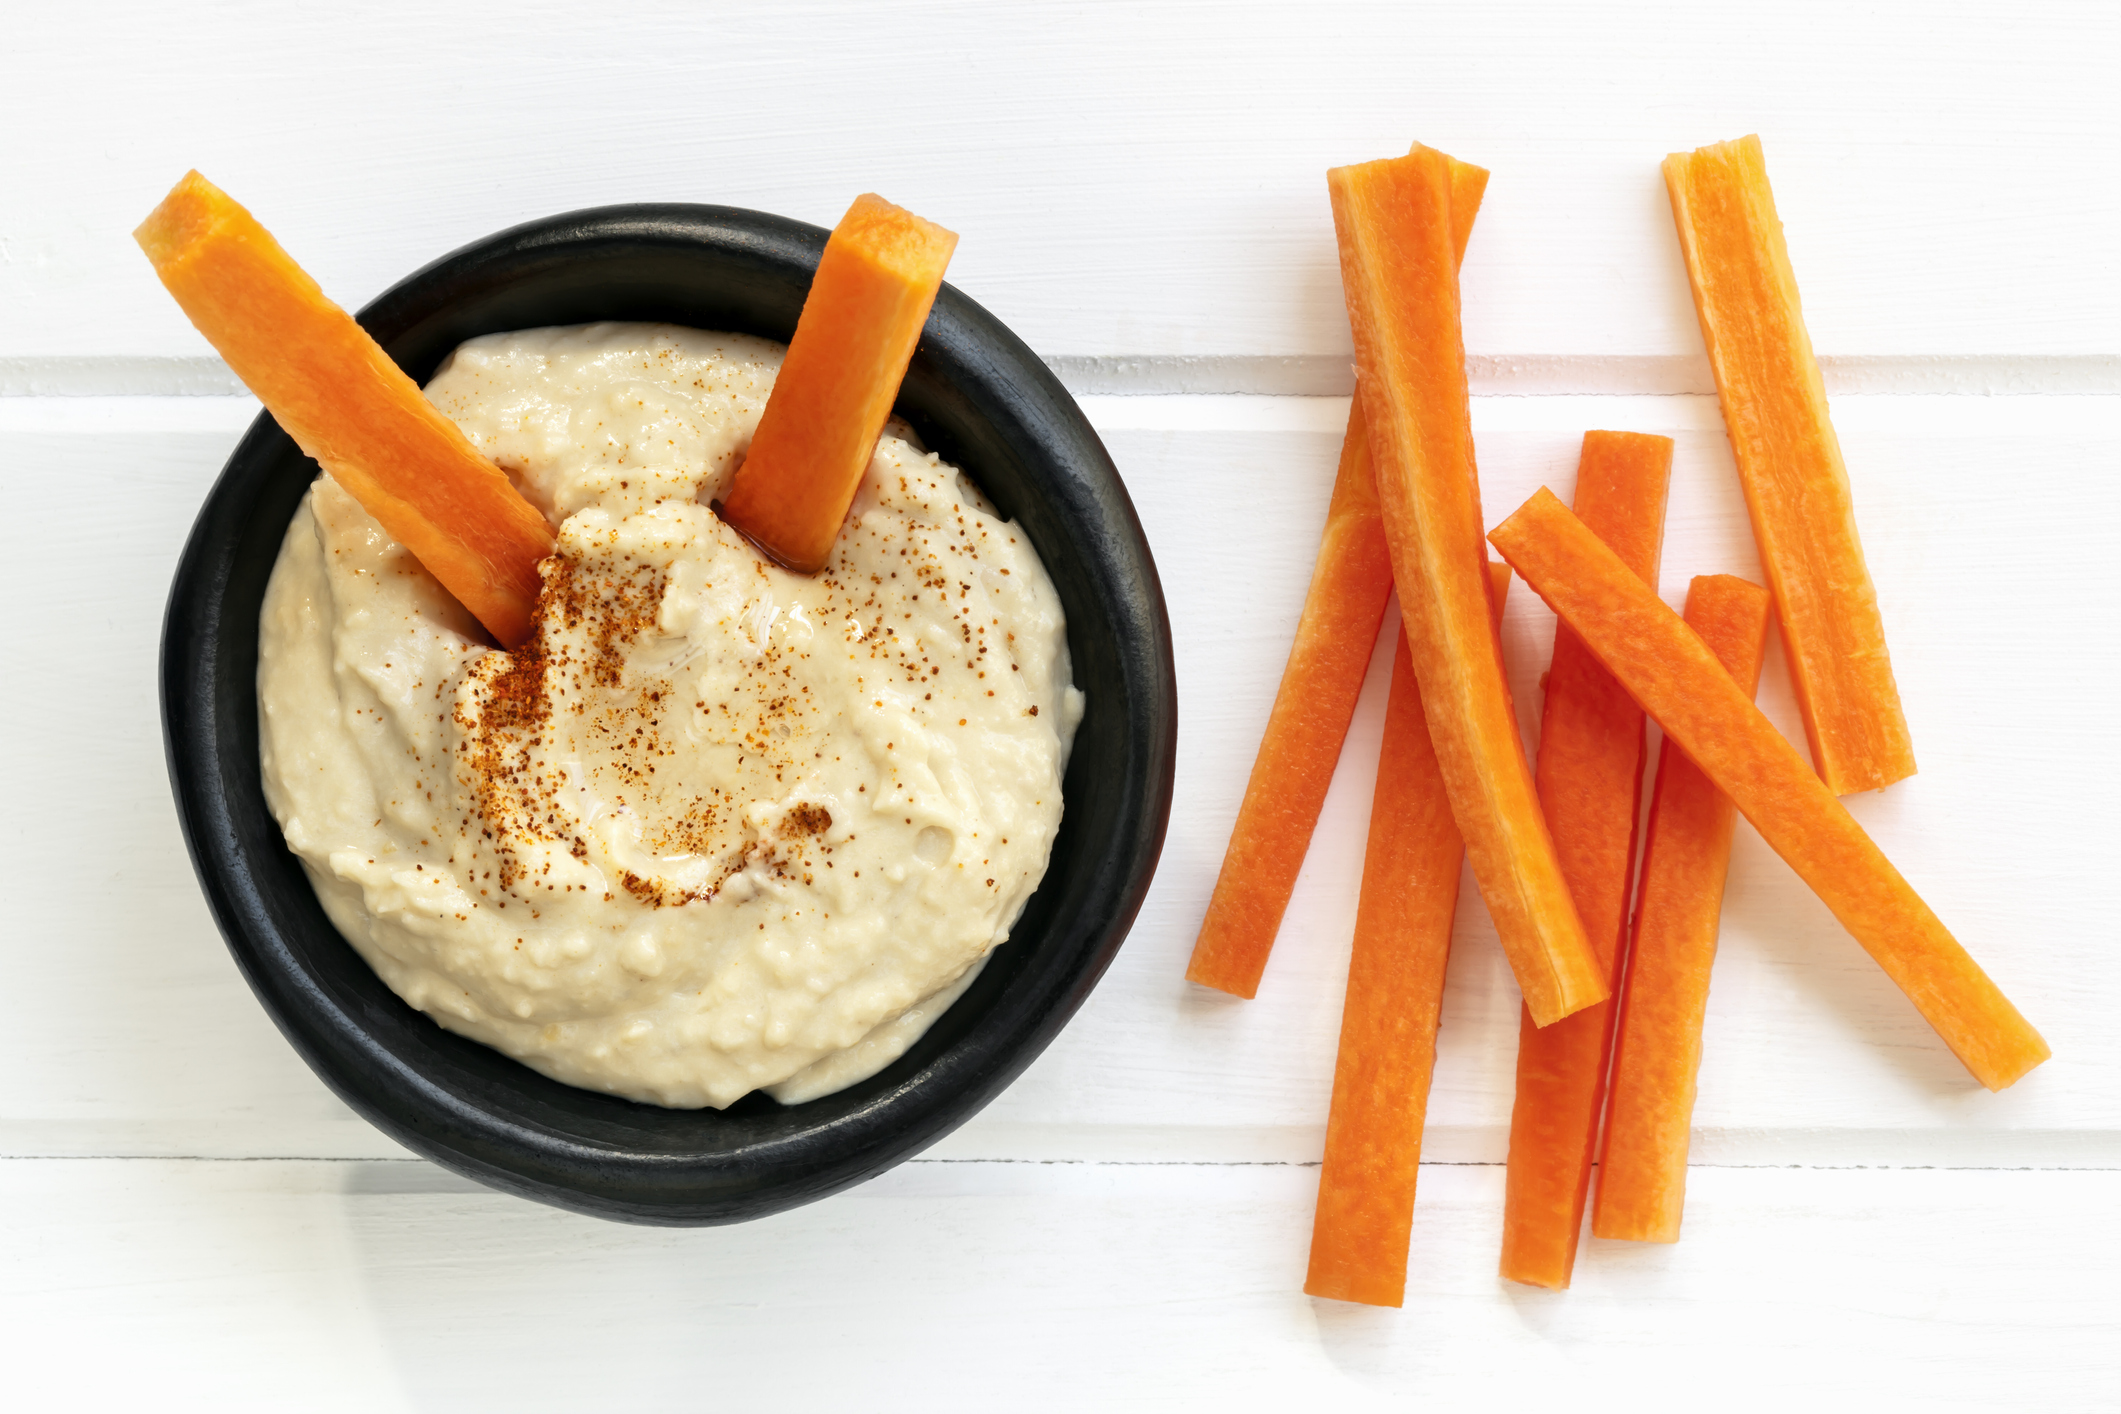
{"left": 1306, "top": 563, "right": 1510, "bottom": 1306}
{"left": 1186, "top": 155, "right": 1486, "bottom": 999}
{"left": 134, "top": 170, "right": 227, "bottom": 268}
{"left": 135, "top": 171, "right": 554, "bottom": 648}
{"left": 1591, "top": 574, "right": 1772, "bottom": 1244}
{"left": 1490, "top": 488, "right": 2049, "bottom": 1091}
{"left": 1498, "top": 432, "right": 1671, "bottom": 1290}
{"left": 1664, "top": 136, "right": 1915, "bottom": 795}
{"left": 1328, "top": 145, "right": 1602, "bottom": 1028}
{"left": 719, "top": 193, "right": 958, "bottom": 574}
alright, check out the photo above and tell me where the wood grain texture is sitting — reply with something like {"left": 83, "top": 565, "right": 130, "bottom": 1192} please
{"left": 1, "top": 2, "right": 2113, "bottom": 368}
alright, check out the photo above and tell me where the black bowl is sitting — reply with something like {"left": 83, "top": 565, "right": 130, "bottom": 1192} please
{"left": 161, "top": 205, "right": 1176, "bottom": 1224}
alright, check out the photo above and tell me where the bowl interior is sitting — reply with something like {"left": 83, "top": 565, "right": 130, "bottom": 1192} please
{"left": 162, "top": 205, "right": 1176, "bottom": 1224}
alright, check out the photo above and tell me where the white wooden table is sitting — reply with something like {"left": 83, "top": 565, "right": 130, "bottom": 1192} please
{"left": 4, "top": 3, "right": 2116, "bottom": 1407}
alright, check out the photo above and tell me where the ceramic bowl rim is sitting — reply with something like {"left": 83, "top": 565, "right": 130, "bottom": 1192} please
{"left": 159, "top": 202, "right": 1177, "bottom": 1225}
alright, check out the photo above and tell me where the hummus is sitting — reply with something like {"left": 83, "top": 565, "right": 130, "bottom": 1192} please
{"left": 257, "top": 323, "right": 1082, "bottom": 1108}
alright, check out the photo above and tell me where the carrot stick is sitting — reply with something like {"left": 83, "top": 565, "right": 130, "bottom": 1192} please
{"left": 1187, "top": 155, "right": 1489, "bottom": 998}
{"left": 1306, "top": 562, "right": 1511, "bottom": 1307}
{"left": 1592, "top": 574, "right": 1772, "bottom": 1243}
{"left": 719, "top": 193, "right": 958, "bottom": 573}
{"left": 1186, "top": 406, "right": 1394, "bottom": 996}
{"left": 1665, "top": 136, "right": 1916, "bottom": 795}
{"left": 1498, "top": 431, "right": 1673, "bottom": 1289}
{"left": 1489, "top": 488, "right": 2049, "bottom": 1090}
{"left": 135, "top": 171, "right": 555, "bottom": 647}
{"left": 1327, "top": 146, "right": 1604, "bottom": 1028}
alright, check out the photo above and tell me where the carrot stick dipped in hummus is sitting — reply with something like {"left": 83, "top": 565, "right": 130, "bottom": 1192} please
{"left": 139, "top": 176, "right": 1081, "bottom": 1108}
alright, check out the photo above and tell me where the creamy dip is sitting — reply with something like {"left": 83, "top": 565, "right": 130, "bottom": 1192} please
{"left": 257, "top": 323, "right": 1082, "bottom": 1108}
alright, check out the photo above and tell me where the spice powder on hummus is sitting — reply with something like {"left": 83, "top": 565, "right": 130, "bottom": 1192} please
{"left": 257, "top": 323, "right": 1082, "bottom": 1108}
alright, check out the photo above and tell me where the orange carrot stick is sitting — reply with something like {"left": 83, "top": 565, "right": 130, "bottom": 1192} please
{"left": 135, "top": 171, "right": 555, "bottom": 647}
{"left": 1186, "top": 406, "right": 1395, "bottom": 997}
{"left": 719, "top": 193, "right": 958, "bottom": 573}
{"left": 1328, "top": 146, "right": 1604, "bottom": 1028}
{"left": 1592, "top": 574, "right": 1773, "bottom": 1243}
{"left": 1306, "top": 562, "right": 1512, "bottom": 1307}
{"left": 1489, "top": 488, "right": 2049, "bottom": 1090}
{"left": 1187, "top": 156, "right": 1489, "bottom": 998}
{"left": 1498, "top": 431, "right": 1673, "bottom": 1289}
{"left": 1665, "top": 136, "right": 1915, "bottom": 795}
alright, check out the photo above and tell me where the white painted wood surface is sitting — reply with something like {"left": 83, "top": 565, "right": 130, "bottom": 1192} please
{"left": 3, "top": 1159, "right": 2114, "bottom": 1411}
{"left": 2, "top": 2, "right": 2115, "bottom": 1405}
{"left": 5, "top": 1, "right": 2116, "bottom": 383}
